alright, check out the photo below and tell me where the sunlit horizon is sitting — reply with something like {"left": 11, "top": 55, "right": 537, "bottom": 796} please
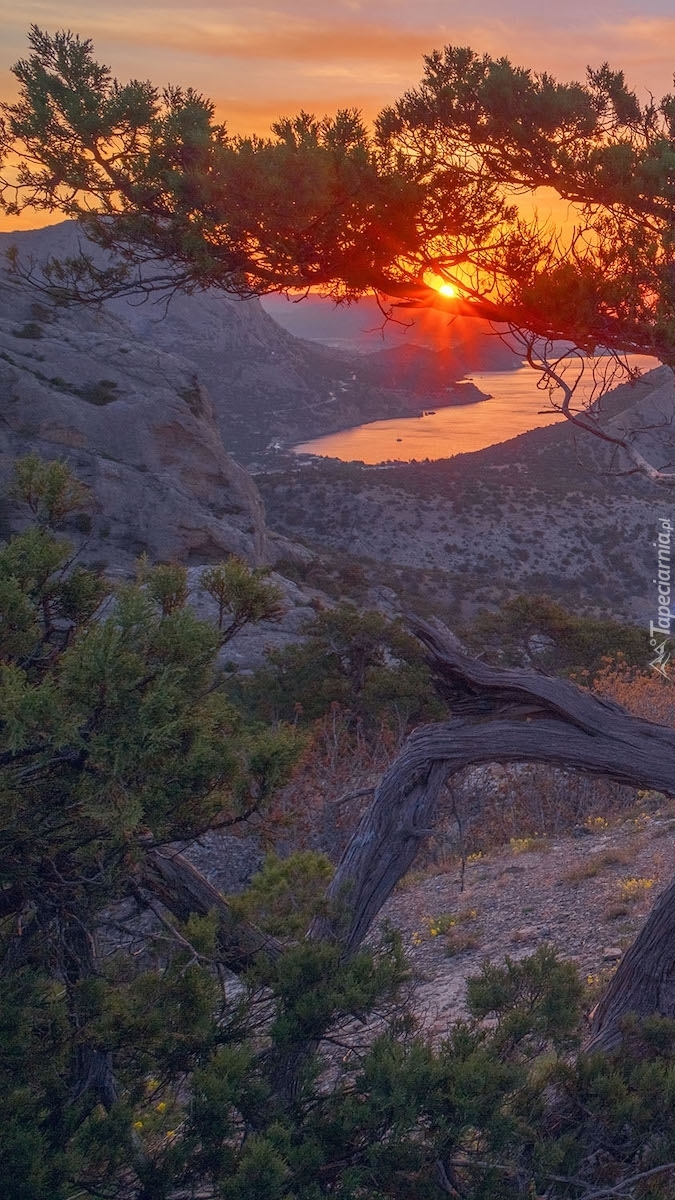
{"left": 1, "top": 2, "right": 673, "bottom": 231}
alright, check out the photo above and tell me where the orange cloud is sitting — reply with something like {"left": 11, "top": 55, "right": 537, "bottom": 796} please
{"left": 605, "top": 16, "right": 675, "bottom": 45}
{"left": 2, "top": 3, "right": 673, "bottom": 230}
{"left": 598, "top": 17, "right": 675, "bottom": 74}
{"left": 123, "top": 18, "right": 444, "bottom": 65}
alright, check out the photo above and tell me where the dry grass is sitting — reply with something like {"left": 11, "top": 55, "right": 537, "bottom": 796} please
{"left": 604, "top": 902, "right": 630, "bottom": 921}
{"left": 618, "top": 877, "right": 655, "bottom": 902}
{"left": 510, "top": 835, "right": 551, "bottom": 855}
{"left": 510, "top": 928, "right": 541, "bottom": 946}
{"left": 563, "top": 846, "right": 634, "bottom": 885}
{"left": 444, "top": 930, "right": 482, "bottom": 957}
{"left": 419, "top": 763, "right": 644, "bottom": 873}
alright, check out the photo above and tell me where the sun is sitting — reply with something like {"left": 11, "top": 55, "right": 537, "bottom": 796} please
{"left": 436, "top": 282, "right": 459, "bottom": 297}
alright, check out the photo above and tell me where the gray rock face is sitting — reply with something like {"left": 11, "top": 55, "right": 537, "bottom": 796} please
{"left": 178, "top": 833, "right": 264, "bottom": 896}
{"left": 187, "top": 566, "right": 320, "bottom": 672}
{"left": 0, "top": 262, "right": 267, "bottom": 571}
{"left": 0, "top": 222, "right": 509, "bottom": 459}
{"left": 603, "top": 371, "right": 675, "bottom": 471}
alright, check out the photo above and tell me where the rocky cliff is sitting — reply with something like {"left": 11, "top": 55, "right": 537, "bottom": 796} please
{"left": 0, "top": 255, "right": 267, "bottom": 572}
{"left": 0, "top": 222, "right": 514, "bottom": 459}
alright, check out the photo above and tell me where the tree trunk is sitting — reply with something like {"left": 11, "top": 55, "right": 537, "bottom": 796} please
{"left": 138, "top": 846, "right": 282, "bottom": 968}
{"left": 315, "top": 717, "right": 675, "bottom": 952}
{"left": 61, "top": 918, "right": 119, "bottom": 1112}
{"left": 586, "top": 875, "right": 675, "bottom": 1051}
{"left": 311, "top": 618, "right": 675, "bottom": 1047}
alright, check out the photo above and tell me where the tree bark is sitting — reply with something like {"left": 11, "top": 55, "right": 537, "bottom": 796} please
{"left": 61, "top": 918, "right": 119, "bottom": 1112}
{"left": 586, "top": 875, "right": 675, "bottom": 1052}
{"left": 138, "top": 846, "right": 282, "bottom": 968}
{"left": 310, "top": 619, "right": 675, "bottom": 1046}
{"left": 317, "top": 718, "right": 675, "bottom": 952}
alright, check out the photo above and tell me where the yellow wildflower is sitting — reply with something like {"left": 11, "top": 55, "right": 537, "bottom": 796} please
{"left": 619, "top": 877, "right": 655, "bottom": 902}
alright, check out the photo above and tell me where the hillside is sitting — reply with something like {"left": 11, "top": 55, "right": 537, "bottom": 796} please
{"left": 0, "top": 223, "right": 516, "bottom": 459}
{"left": 382, "top": 800, "right": 675, "bottom": 1041}
{"left": 0, "top": 259, "right": 267, "bottom": 571}
{"left": 258, "top": 366, "right": 675, "bottom": 624}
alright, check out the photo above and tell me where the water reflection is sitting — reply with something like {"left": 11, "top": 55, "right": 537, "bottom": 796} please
{"left": 293, "top": 356, "right": 661, "bottom": 463}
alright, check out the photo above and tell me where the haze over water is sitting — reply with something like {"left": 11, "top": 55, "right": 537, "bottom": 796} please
{"left": 293, "top": 356, "right": 661, "bottom": 463}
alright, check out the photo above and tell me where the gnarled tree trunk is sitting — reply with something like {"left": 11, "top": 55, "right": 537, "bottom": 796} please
{"left": 311, "top": 618, "right": 675, "bottom": 1050}
{"left": 586, "top": 875, "right": 675, "bottom": 1051}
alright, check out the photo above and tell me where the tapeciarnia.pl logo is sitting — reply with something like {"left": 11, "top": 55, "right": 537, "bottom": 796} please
{"left": 650, "top": 517, "right": 673, "bottom": 679}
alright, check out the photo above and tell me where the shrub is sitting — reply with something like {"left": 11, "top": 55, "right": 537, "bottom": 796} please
{"left": 14, "top": 320, "right": 43, "bottom": 338}
{"left": 235, "top": 604, "right": 444, "bottom": 730}
{"left": 78, "top": 378, "right": 120, "bottom": 405}
{"left": 593, "top": 656, "right": 675, "bottom": 726}
{"left": 619, "top": 877, "right": 655, "bottom": 902}
{"left": 464, "top": 594, "right": 647, "bottom": 678}
{"left": 230, "top": 850, "right": 334, "bottom": 938}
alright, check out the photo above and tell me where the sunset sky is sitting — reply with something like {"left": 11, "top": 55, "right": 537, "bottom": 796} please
{"left": 1, "top": 1, "right": 674, "bottom": 230}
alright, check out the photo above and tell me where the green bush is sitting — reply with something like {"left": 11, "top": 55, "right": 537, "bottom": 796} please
{"left": 235, "top": 603, "right": 444, "bottom": 729}
{"left": 464, "top": 593, "right": 648, "bottom": 678}
{"left": 231, "top": 851, "right": 334, "bottom": 937}
{"left": 78, "top": 378, "right": 120, "bottom": 405}
{"left": 14, "top": 320, "right": 43, "bottom": 338}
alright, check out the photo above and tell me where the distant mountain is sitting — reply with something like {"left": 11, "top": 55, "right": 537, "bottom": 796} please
{"left": 261, "top": 292, "right": 519, "bottom": 368}
{"left": 0, "top": 223, "right": 518, "bottom": 459}
{"left": 351, "top": 342, "right": 512, "bottom": 396}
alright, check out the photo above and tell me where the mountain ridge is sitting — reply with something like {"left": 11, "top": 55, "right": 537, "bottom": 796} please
{"left": 0, "top": 222, "right": 518, "bottom": 459}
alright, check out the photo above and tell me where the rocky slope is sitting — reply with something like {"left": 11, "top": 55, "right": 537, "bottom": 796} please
{"left": 0, "top": 260, "right": 269, "bottom": 572}
{"left": 381, "top": 800, "right": 675, "bottom": 1040}
{"left": 258, "top": 366, "right": 675, "bottom": 625}
{"left": 0, "top": 243, "right": 365, "bottom": 673}
{"left": 0, "top": 223, "right": 515, "bottom": 459}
